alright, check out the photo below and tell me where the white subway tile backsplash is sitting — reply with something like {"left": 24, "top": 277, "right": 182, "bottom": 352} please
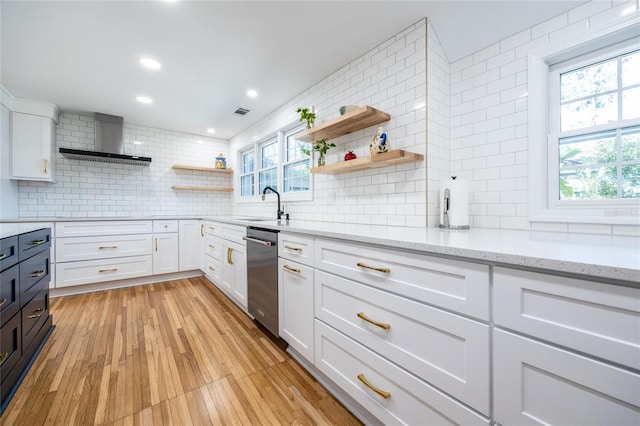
{"left": 531, "top": 13, "right": 568, "bottom": 38}
{"left": 499, "top": 29, "right": 532, "bottom": 52}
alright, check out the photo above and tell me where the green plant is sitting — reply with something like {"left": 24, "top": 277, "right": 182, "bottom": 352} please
{"left": 300, "top": 139, "right": 336, "bottom": 156}
{"left": 296, "top": 107, "right": 316, "bottom": 129}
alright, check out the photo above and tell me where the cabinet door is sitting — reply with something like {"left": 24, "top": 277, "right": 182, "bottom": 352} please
{"left": 153, "top": 233, "right": 179, "bottom": 275}
{"left": 222, "top": 241, "right": 246, "bottom": 308}
{"left": 494, "top": 329, "right": 640, "bottom": 425}
{"left": 11, "top": 112, "right": 55, "bottom": 181}
{"left": 178, "top": 220, "right": 201, "bottom": 271}
{"left": 278, "top": 258, "right": 314, "bottom": 363}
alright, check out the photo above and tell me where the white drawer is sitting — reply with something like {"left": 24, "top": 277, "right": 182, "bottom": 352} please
{"left": 315, "top": 321, "right": 490, "bottom": 426}
{"left": 153, "top": 220, "right": 178, "bottom": 233}
{"left": 204, "top": 221, "right": 246, "bottom": 245}
{"left": 494, "top": 267, "right": 640, "bottom": 371}
{"left": 55, "top": 234, "right": 153, "bottom": 262}
{"left": 56, "top": 220, "right": 152, "bottom": 237}
{"left": 494, "top": 329, "right": 640, "bottom": 425}
{"left": 278, "top": 233, "right": 314, "bottom": 266}
{"left": 203, "top": 221, "right": 219, "bottom": 237}
{"left": 315, "top": 270, "right": 490, "bottom": 414}
{"left": 55, "top": 255, "right": 152, "bottom": 287}
{"left": 203, "top": 253, "right": 222, "bottom": 284}
{"left": 204, "top": 235, "right": 222, "bottom": 261}
{"left": 315, "top": 238, "right": 490, "bottom": 320}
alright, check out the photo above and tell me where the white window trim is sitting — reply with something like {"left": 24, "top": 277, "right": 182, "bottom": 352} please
{"left": 235, "top": 123, "right": 312, "bottom": 203}
{"left": 528, "top": 13, "right": 640, "bottom": 225}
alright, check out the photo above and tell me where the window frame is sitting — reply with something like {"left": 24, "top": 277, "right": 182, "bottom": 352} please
{"left": 528, "top": 14, "right": 640, "bottom": 225}
{"left": 236, "top": 123, "right": 312, "bottom": 203}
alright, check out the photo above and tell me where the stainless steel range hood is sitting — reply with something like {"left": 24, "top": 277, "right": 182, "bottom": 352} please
{"left": 59, "top": 113, "right": 151, "bottom": 166}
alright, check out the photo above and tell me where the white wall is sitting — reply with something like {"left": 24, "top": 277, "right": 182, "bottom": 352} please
{"left": 17, "top": 112, "right": 232, "bottom": 217}
{"left": 449, "top": 0, "right": 640, "bottom": 235}
{"left": 230, "top": 19, "right": 437, "bottom": 227}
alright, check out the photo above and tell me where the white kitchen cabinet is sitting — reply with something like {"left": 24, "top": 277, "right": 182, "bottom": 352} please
{"left": 494, "top": 329, "right": 640, "bottom": 425}
{"left": 279, "top": 257, "right": 314, "bottom": 363}
{"left": 178, "top": 220, "right": 201, "bottom": 271}
{"left": 56, "top": 255, "right": 153, "bottom": 288}
{"left": 221, "top": 239, "right": 247, "bottom": 308}
{"left": 10, "top": 112, "right": 56, "bottom": 182}
{"left": 153, "top": 233, "right": 179, "bottom": 275}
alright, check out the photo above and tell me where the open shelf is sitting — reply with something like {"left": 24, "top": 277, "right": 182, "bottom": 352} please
{"left": 296, "top": 106, "right": 390, "bottom": 142}
{"left": 310, "top": 150, "right": 424, "bottom": 175}
{"left": 172, "top": 186, "right": 233, "bottom": 192}
{"left": 172, "top": 165, "right": 233, "bottom": 173}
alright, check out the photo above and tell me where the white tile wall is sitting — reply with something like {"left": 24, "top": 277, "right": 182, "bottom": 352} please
{"left": 18, "top": 113, "right": 232, "bottom": 217}
{"left": 449, "top": 0, "right": 640, "bottom": 234}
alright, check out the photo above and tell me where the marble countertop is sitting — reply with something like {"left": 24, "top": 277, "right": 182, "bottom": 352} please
{"left": 2, "top": 216, "right": 638, "bottom": 283}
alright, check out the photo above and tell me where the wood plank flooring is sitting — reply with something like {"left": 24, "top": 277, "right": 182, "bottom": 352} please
{"left": 1, "top": 277, "right": 362, "bottom": 425}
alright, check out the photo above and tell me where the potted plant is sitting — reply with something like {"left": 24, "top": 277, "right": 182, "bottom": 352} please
{"left": 301, "top": 138, "right": 336, "bottom": 167}
{"left": 296, "top": 107, "right": 316, "bottom": 129}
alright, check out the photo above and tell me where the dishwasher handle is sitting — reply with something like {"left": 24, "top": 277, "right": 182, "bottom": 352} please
{"left": 243, "top": 236, "right": 274, "bottom": 247}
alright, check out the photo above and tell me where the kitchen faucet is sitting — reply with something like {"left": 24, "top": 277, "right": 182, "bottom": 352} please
{"left": 261, "top": 186, "right": 284, "bottom": 219}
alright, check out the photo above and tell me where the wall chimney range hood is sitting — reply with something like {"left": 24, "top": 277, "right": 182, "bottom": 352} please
{"left": 59, "top": 113, "right": 151, "bottom": 166}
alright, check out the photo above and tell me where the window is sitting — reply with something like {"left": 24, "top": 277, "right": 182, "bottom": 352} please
{"left": 238, "top": 125, "right": 311, "bottom": 201}
{"left": 528, "top": 16, "right": 640, "bottom": 225}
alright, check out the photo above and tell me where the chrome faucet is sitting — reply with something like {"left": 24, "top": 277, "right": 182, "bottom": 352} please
{"left": 261, "top": 186, "right": 284, "bottom": 219}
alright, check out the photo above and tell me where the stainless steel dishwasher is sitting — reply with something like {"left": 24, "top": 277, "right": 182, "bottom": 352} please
{"left": 243, "top": 227, "right": 279, "bottom": 337}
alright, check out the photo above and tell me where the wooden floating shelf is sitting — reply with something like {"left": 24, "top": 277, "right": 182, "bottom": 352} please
{"left": 172, "top": 165, "right": 233, "bottom": 173}
{"left": 310, "top": 150, "right": 424, "bottom": 175}
{"left": 296, "top": 106, "right": 390, "bottom": 143}
{"left": 172, "top": 186, "right": 233, "bottom": 192}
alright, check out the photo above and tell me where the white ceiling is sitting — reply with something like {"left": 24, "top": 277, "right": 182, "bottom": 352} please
{"left": 1, "top": 1, "right": 587, "bottom": 140}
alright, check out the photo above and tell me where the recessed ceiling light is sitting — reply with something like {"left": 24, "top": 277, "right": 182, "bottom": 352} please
{"left": 136, "top": 96, "right": 153, "bottom": 104}
{"left": 139, "top": 58, "right": 161, "bottom": 70}
{"left": 207, "top": 128, "right": 216, "bottom": 134}
{"left": 247, "top": 90, "right": 258, "bottom": 98}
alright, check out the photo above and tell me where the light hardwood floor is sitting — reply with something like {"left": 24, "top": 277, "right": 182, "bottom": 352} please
{"left": 2, "top": 277, "right": 362, "bottom": 425}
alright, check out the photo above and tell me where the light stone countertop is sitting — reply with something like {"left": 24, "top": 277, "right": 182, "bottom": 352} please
{"left": 2, "top": 216, "right": 638, "bottom": 283}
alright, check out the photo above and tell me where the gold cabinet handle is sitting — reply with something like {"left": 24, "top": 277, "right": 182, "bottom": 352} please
{"left": 155, "top": 238, "right": 158, "bottom": 251}
{"left": 98, "top": 246, "right": 118, "bottom": 250}
{"left": 29, "top": 270, "right": 45, "bottom": 278}
{"left": 285, "top": 245, "right": 302, "bottom": 252}
{"left": 200, "top": 224, "right": 205, "bottom": 237}
{"left": 27, "top": 307, "right": 45, "bottom": 319}
{"left": 283, "top": 264, "right": 301, "bottom": 273}
{"left": 44, "top": 159, "right": 48, "bottom": 174}
{"left": 99, "top": 268, "right": 118, "bottom": 273}
{"left": 208, "top": 244, "right": 215, "bottom": 249}
{"left": 0, "top": 352, "right": 8, "bottom": 367}
{"left": 29, "top": 239, "right": 46, "bottom": 246}
{"left": 357, "top": 312, "right": 390, "bottom": 330}
{"left": 0, "top": 253, "right": 7, "bottom": 260}
{"left": 0, "top": 298, "right": 7, "bottom": 307}
{"left": 357, "top": 373, "right": 390, "bottom": 399}
{"left": 208, "top": 226, "right": 216, "bottom": 231}
{"left": 208, "top": 266, "right": 215, "bottom": 271}
{"left": 356, "top": 262, "right": 390, "bottom": 274}
{"left": 227, "top": 247, "right": 234, "bottom": 265}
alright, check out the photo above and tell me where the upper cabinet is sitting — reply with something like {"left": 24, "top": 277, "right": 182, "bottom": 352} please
{"left": 295, "top": 106, "right": 390, "bottom": 143}
{"left": 9, "top": 98, "right": 59, "bottom": 182}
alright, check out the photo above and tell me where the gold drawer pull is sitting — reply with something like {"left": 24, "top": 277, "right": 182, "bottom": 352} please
{"left": 98, "top": 246, "right": 118, "bottom": 249}
{"left": 28, "top": 308, "right": 45, "bottom": 319}
{"left": 208, "top": 266, "right": 215, "bottom": 271}
{"left": 208, "top": 226, "right": 216, "bottom": 231}
{"left": 227, "top": 247, "right": 234, "bottom": 265}
{"left": 208, "top": 244, "right": 215, "bottom": 249}
{"left": 357, "top": 262, "right": 390, "bottom": 274}
{"left": 28, "top": 239, "right": 46, "bottom": 246}
{"left": 357, "top": 312, "right": 390, "bottom": 330}
{"left": 200, "top": 224, "right": 205, "bottom": 237}
{"left": 0, "top": 253, "right": 7, "bottom": 260}
{"left": 155, "top": 238, "right": 158, "bottom": 251}
{"left": 357, "top": 373, "right": 390, "bottom": 399}
{"left": 285, "top": 245, "right": 302, "bottom": 252}
{"left": 44, "top": 159, "right": 48, "bottom": 174}
{"left": 29, "top": 270, "right": 45, "bottom": 278}
{"left": 0, "top": 352, "right": 8, "bottom": 366}
{"left": 0, "top": 298, "right": 7, "bottom": 307}
{"left": 283, "top": 264, "right": 301, "bottom": 273}
{"left": 99, "top": 268, "right": 118, "bottom": 273}
{"left": 164, "top": 224, "right": 169, "bottom": 228}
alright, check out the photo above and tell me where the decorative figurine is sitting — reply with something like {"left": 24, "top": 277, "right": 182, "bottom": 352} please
{"left": 369, "top": 126, "right": 389, "bottom": 154}
{"left": 344, "top": 151, "right": 357, "bottom": 161}
{"left": 215, "top": 153, "right": 227, "bottom": 169}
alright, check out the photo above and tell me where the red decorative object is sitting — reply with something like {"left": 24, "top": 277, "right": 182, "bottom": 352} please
{"left": 344, "top": 151, "right": 357, "bottom": 161}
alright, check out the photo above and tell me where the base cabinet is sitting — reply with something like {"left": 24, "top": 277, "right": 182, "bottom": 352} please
{"left": 153, "top": 233, "right": 179, "bottom": 275}
{"left": 178, "top": 220, "right": 201, "bottom": 271}
{"left": 221, "top": 241, "right": 246, "bottom": 308}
